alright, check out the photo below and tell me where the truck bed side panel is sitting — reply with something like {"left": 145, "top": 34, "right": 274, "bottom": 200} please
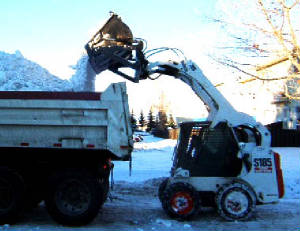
{"left": 0, "top": 83, "right": 132, "bottom": 160}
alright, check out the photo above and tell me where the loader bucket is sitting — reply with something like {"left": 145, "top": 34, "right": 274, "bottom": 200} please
{"left": 85, "top": 13, "right": 134, "bottom": 74}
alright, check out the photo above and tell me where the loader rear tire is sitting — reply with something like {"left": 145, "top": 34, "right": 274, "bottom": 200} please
{"left": 162, "top": 182, "right": 200, "bottom": 220}
{"left": 216, "top": 182, "right": 256, "bottom": 221}
{"left": 45, "top": 169, "right": 104, "bottom": 226}
{"left": 0, "top": 168, "right": 25, "bottom": 224}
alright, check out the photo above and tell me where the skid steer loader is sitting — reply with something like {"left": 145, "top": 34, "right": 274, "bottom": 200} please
{"left": 85, "top": 13, "right": 285, "bottom": 221}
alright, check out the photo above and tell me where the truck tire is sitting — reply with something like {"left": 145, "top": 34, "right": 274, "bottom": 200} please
{"left": 162, "top": 182, "right": 200, "bottom": 220}
{"left": 99, "top": 176, "right": 109, "bottom": 203}
{"left": 158, "top": 178, "right": 168, "bottom": 202}
{"left": 45, "top": 169, "right": 104, "bottom": 226}
{"left": 0, "top": 168, "right": 25, "bottom": 224}
{"left": 215, "top": 182, "right": 256, "bottom": 221}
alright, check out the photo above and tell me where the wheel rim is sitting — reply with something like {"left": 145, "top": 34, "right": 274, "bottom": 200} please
{"left": 224, "top": 189, "right": 249, "bottom": 216}
{"left": 55, "top": 179, "right": 91, "bottom": 216}
{"left": 171, "top": 192, "right": 194, "bottom": 215}
{"left": 0, "top": 178, "right": 13, "bottom": 212}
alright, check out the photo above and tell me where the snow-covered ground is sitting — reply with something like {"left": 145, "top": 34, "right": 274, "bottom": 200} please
{"left": 273, "top": 147, "right": 300, "bottom": 200}
{"left": 113, "top": 135, "right": 177, "bottom": 183}
{"left": 4, "top": 135, "right": 299, "bottom": 231}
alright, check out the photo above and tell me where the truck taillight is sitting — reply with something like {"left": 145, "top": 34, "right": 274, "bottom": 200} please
{"left": 120, "top": 145, "right": 130, "bottom": 150}
{"left": 53, "top": 143, "right": 62, "bottom": 147}
{"left": 86, "top": 144, "right": 95, "bottom": 148}
{"left": 274, "top": 152, "right": 284, "bottom": 198}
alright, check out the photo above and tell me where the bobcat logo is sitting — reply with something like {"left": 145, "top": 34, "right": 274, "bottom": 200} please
{"left": 253, "top": 158, "right": 272, "bottom": 173}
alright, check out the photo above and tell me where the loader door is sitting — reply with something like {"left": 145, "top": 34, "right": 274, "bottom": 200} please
{"left": 174, "top": 122, "right": 241, "bottom": 177}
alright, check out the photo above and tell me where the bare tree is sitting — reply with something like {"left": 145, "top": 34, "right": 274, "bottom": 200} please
{"left": 211, "top": 0, "right": 300, "bottom": 99}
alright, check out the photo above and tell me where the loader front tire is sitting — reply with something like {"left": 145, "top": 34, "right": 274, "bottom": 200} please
{"left": 158, "top": 178, "right": 168, "bottom": 202}
{"left": 162, "top": 182, "right": 200, "bottom": 220}
{"left": 216, "top": 182, "right": 256, "bottom": 221}
{"left": 45, "top": 169, "right": 104, "bottom": 226}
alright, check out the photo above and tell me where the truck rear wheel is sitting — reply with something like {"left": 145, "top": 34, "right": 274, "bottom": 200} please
{"left": 45, "top": 169, "right": 104, "bottom": 226}
{"left": 0, "top": 168, "right": 25, "bottom": 224}
{"left": 162, "top": 182, "right": 200, "bottom": 220}
{"left": 99, "top": 176, "right": 109, "bottom": 203}
{"left": 216, "top": 182, "right": 256, "bottom": 221}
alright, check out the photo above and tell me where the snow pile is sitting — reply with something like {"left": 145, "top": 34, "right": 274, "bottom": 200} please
{"left": 0, "top": 51, "right": 71, "bottom": 91}
{"left": 70, "top": 54, "right": 96, "bottom": 91}
{"left": 0, "top": 50, "right": 96, "bottom": 92}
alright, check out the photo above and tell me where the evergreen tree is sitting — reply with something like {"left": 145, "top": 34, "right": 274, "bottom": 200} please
{"left": 155, "top": 115, "right": 160, "bottom": 128}
{"left": 168, "top": 113, "right": 176, "bottom": 129}
{"left": 152, "top": 110, "right": 169, "bottom": 138}
{"left": 130, "top": 109, "right": 137, "bottom": 131}
{"left": 139, "top": 110, "right": 146, "bottom": 129}
{"left": 157, "top": 110, "right": 168, "bottom": 130}
{"left": 146, "top": 108, "right": 156, "bottom": 132}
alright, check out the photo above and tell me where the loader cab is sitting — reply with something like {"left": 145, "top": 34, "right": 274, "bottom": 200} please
{"left": 171, "top": 121, "right": 242, "bottom": 177}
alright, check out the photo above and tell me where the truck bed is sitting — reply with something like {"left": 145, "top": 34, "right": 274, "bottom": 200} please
{"left": 0, "top": 82, "right": 133, "bottom": 160}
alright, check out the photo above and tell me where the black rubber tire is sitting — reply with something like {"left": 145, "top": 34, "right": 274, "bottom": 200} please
{"left": 158, "top": 178, "right": 168, "bottom": 202}
{"left": 99, "top": 176, "right": 109, "bottom": 203}
{"left": 0, "top": 167, "right": 25, "bottom": 224}
{"left": 162, "top": 182, "right": 200, "bottom": 220}
{"left": 215, "top": 182, "right": 256, "bottom": 221}
{"left": 45, "top": 169, "right": 104, "bottom": 226}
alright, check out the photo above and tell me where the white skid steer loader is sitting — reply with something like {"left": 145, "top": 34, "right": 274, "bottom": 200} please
{"left": 85, "top": 13, "right": 285, "bottom": 221}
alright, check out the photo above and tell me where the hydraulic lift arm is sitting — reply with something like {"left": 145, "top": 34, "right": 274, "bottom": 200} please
{"left": 146, "top": 60, "right": 271, "bottom": 147}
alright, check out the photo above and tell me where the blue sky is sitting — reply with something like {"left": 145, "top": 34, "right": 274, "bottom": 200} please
{"left": 1, "top": 0, "right": 216, "bottom": 77}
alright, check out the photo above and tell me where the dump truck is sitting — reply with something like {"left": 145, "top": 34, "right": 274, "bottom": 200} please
{"left": 0, "top": 82, "right": 133, "bottom": 226}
